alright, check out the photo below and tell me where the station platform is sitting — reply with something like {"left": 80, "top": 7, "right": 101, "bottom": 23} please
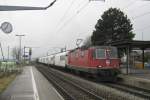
{"left": 119, "top": 67, "right": 150, "bottom": 90}
{"left": 0, "top": 66, "right": 64, "bottom": 100}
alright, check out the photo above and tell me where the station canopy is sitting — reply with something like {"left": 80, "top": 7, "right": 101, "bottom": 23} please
{"left": 110, "top": 40, "right": 150, "bottom": 49}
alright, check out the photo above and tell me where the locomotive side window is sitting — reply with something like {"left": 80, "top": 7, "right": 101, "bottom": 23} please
{"left": 81, "top": 51, "right": 84, "bottom": 57}
{"left": 75, "top": 51, "right": 78, "bottom": 58}
{"left": 46, "top": 58, "right": 48, "bottom": 63}
{"left": 60, "top": 55, "right": 65, "bottom": 61}
{"left": 92, "top": 50, "right": 96, "bottom": 59}
{"left": 50, "top": 56, "right": 54, "bottom": 60}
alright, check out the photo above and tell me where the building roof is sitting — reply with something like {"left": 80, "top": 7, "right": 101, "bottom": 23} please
{"left": 110, "top": 40, "right": 150, "bottom": 49}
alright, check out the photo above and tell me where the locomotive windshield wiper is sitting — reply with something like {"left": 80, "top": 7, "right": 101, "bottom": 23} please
{"left": 0, "top": 0, "right": 56, "bottom": 11}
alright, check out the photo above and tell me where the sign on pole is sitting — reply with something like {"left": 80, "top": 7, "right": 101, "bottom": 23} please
{"left": 1, "top": 22, "right": 13, "bottom": 34}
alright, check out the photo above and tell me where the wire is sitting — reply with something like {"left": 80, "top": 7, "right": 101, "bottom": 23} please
{"left": 123, "top": 0, "right": 137, "bottom": 10}
{"left": 132, "top": 11, "right": 150, "bottom": 20}
{"left": 55, "top": 0, "right": 76, "bottom": 29}
{"left": 77, "top": 1, "right": 90, "bottom": 14}
{"left": 123, "top": 0, "right": 150, "bottom": 20}
{"left": 128, "top": 3, "right": 150, "bottom": 12}
{"left": 136, "top": 24, "right": 150, "bottom": 31}
{"left": 77, "top": 0, "right": 88, "bottom": 10}
{"left": 56, "top": 0, "right": 91, "bottom": 33}
{"left": 55, "top": 13, "right": 78, "bottom": 33}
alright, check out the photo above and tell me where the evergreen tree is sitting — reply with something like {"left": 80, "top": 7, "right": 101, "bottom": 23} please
{"left": 91, "top": 8, "right": 135, "bottom": 45}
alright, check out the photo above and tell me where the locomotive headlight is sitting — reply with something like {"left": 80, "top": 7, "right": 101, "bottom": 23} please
{"left": 98, "top": 65, "right": 102, "bottom": 68}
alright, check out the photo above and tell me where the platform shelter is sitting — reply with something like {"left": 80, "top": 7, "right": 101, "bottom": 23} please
{"left": 110, "top": 40, "right": 150, "bottom": 74}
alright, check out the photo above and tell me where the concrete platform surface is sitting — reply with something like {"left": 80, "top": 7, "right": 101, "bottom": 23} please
{"left": 118, "top": 73, "right": 150, "bottom": 91}
{"left": 0, "top": 66, "right": 64, "bottom": 100}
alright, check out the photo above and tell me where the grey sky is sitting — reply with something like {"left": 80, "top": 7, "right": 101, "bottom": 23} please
{"left": 0, "top": 0, "right": 150, "bottom": 59}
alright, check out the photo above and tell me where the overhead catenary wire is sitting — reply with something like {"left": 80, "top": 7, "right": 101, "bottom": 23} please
{"left": 54, "top": 0, "right": 76, "bottom": 30}
{"left": 136, "top": 24, "right": 150, "bottom": 31}
{"left": 55, "top": 0, "right": 91, "bottom": 34}
{"left": 77, "top": 0, "right": 89, "bottom": 10}
{"left": 117, "top": 0, "right": 150, "bottom": 33}
{"left": 54, "top": 0, "right": 88, "bottom": 34}
{"left": 123, "top": 0, "right": 137, "bottom": 10}
{"left": 55, "top": 0, "right": 150, "bottom": 35}
{"left": 128, "top": 3, "right": 150, "bottom": 12}
{"left": 132, "top": 11, "right": 150, "bottom": 20}
{"left": 123, "top": 0, "right": 150, "bottom": 20}
{"left": 77, "top": 0, "right": 90, "bottom": 14}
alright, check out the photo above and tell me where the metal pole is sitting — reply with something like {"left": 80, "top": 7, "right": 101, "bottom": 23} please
{"left": 20, "top": 36, "right": 21, "bottom": 62}
{"left": 142, "top": 32, "right": 143, "bottom": 40}
{"left": 7, "top": 46, "right": 9, "bottom": 66}
{"left": 142, "top": 48, "right": 145, "bottom": 69}
{"left": 28, "top": 48, "right": 29, "bottom": 63}
{"left": 6, "top": 46, "right": 9, "bottom": 73}
{"left": 0, "top": 43, "right": 5, "bottom": 72}
{"left": 16, "top": 34, "right": 25, "bottom": 64}
{"left": 8, "top": 46, "right": 9, "bottom": 61}
{"left": 24, "top": 46, "right": 25, "bottom": 64}
{"left": 0, "top": 42, "right": 5, "bottom": 61}
{"left": 126, "top": 46, "right": 130, "bottom": 74}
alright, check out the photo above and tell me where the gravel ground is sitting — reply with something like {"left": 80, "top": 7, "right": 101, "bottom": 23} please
{"left": 49, "top": 67, "right": 147, "bottom": 100}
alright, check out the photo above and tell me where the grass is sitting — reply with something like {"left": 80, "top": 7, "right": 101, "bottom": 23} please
{"left": 0, "top": 74, "right": 17, "bottom": 94}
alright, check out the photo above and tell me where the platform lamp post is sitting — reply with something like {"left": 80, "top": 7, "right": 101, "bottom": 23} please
{"left": 15, "top": 34, "right": 25, "bottom": 65}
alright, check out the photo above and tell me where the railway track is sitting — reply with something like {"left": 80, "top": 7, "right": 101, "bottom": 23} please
{"left": 36, "top": 65, "right": 104, "bottom": 100}
{"left": 104, "top": 83, "right": 150, "bottom": 99}
{"left": 36, "top": 64, "right": 147, "bottom": 100}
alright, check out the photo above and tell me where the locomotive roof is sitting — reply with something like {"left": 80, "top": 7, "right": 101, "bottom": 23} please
{"left": 39, "top": 51, "right": 68, "bottom": 58}
{"left": 69, "top": 45, "right": 116, "bottom": 53}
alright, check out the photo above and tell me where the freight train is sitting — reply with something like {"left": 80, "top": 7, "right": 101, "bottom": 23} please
{"left": 38, "top": 46, "right": 120, "bottom": 81}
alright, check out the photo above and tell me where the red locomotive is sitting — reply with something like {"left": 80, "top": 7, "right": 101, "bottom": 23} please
{"left": 39, "top": 46, "right": 120, "bottom": 81}
{"left": 67, "top": 46, "right": 120, "bottom": 80}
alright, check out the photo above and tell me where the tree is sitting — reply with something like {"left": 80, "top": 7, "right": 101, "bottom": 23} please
{"left": 91, "top": 8, "right": 135, "bottom": 45}
{"left": 83, "top": 36, "right": 92, "bottom": 47}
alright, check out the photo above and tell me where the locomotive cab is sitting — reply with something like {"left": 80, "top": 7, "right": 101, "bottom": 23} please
{"left": 90, "top": 46, "right": 120, "bottom": 79}
{"left": 92, "top": 46, "right": 119, "bottom": 68}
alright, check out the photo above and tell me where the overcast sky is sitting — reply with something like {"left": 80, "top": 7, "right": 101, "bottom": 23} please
{"left": 0, "top": 0, "right": 150, "bottom": 59}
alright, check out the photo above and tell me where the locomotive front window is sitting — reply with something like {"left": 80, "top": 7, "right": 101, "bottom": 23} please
{"left": 95, "top": 47, "right": 118, "bottom": 59}
{"left": 95, "top": 49, "right": 105, "bottom": 58}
